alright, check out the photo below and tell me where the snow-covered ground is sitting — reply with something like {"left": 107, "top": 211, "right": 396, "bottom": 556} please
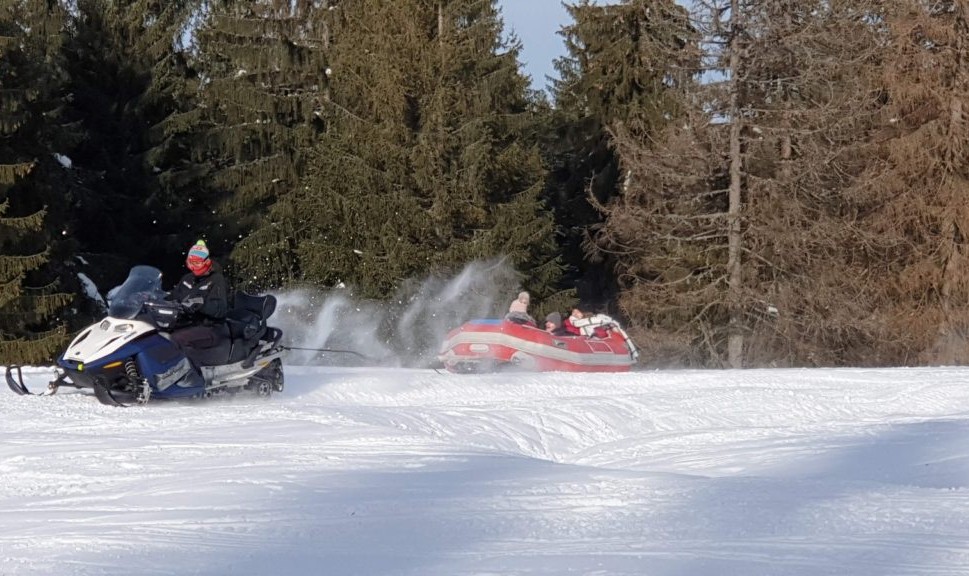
{"left": 2, "top": 365, "right": 969, "bottom": 575}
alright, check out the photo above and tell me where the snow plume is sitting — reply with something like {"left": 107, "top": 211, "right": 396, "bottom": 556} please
{"left": 273, "top": 291, "right": 392, "bottom": 367}
{"left": 272, "top": 260, "right": 522, "bottom": 367}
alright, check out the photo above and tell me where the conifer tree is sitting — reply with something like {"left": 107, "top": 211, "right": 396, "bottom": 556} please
{"left": 261, "top": 0, "right": 564, "bottom": 306}
{"left": 189, "top": 0, "right": 330, "bottom": 281}
{"left": 552, "top": 0, "right": 705, "bottom": 360}
{"left": 583, "top": 0, "right": 714, "bottom": 365}
{"left": 0, "top": 0, "right": 72, "bottom": 363}
{"left": 549, "top": 0, "right": 691, "bottom": 307}
{"left": 119, "top": 0, "right": 206, "bottom": 269}
{"left": 598, "top": 0, "right": 886, "bottom": 367}
{"left": 844, "top": 0, "right": 969, "bottom": 364}
{"left": 737, "top": 0, "right": 886, "bottom": 366}
{"left": 64, "top": 0, "right": 200, "bottom": 282}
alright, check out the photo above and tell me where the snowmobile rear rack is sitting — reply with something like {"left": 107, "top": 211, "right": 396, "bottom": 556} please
{"left": 243, "top": 327, "right": 284, "bottom": 369}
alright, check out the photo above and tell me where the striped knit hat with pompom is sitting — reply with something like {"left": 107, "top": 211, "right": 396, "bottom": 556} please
{"left": 186, "top": 239, "right": 212, "bottom": 276}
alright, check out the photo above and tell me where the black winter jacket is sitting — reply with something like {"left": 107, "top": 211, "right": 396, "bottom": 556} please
{"left": 170, "top": 261, "right": 228, "bottom": 322}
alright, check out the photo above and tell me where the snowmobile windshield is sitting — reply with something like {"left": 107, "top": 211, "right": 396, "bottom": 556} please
{"left": 107, "top": 266, "right": 165, "bottom": 319}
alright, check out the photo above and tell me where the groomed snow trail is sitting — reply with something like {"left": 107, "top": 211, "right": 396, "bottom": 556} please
{"left": 2, "top": 366, "right": 969, "bottom": 575}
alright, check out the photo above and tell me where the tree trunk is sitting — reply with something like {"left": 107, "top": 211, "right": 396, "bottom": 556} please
{"left": 438, "top": 2, "right": 444, "bottom": 44}
{"left": 727, "top": 0, "right": 744, "bottom": 368}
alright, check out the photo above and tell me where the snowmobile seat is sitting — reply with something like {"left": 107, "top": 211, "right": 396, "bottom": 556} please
{"left": 237, "top": 291, "right": 276, "bottom": 320}
{"left": 179, "top": 293, "right": 276, "bottom": 367}
{"left": 226, "top": 293, "right": 276, "bottom": 343}
{"left": 174, "top": 324, "right": 232, "bottom": 367}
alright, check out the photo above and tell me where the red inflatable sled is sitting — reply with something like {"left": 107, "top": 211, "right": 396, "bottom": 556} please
{"left": 437, "top": 319, "right": 637, "bottom": 373}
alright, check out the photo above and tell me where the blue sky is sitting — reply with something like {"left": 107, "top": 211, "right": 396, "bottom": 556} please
{"left": 498, "top": 0, "right": 572, "bottom": 92}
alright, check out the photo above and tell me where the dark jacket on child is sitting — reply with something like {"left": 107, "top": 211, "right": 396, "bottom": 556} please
{"left": 170, "top": 261, "right": 228, "bottom": 324}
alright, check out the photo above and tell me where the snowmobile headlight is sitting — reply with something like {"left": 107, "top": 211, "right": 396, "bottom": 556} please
{"left": 99, "top": 320, "right": 111, "bottom": 331}
{"left": 114, "top": 323, "right": 135, "bottom": 333}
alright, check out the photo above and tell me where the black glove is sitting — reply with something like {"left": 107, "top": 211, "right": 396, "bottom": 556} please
{"left": 181, "top": 296, "right": 204, "bottom": 312}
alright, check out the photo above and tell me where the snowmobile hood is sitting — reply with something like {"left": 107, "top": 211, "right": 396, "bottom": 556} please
{"left": 63, "top": 317, "right": 158, "bottom": 365}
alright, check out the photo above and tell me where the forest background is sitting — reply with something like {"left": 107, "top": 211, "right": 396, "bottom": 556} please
{"left": 2, "top": 0, "right": 968, "bottom": 369}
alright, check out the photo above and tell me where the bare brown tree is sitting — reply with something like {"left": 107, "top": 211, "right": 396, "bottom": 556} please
{"left": 595, "top": 0, "right": 745, "bottom": 368}
{"left": 604, "top": 108, "right": 728, "bottom": 366}
{"left": 725, "top": 0, "right": 744, "bottom": 367}
{"left": 599, "top": 0, "right": 889, "bottom": 367}
{"left": 584, "top": 1, "right": 718, "bottom": 366}
{"left": 844, "top": 0, "right": 969, "bottom": 364}
{"left": 739, "top": 0, "right": 889, "bottom": 366}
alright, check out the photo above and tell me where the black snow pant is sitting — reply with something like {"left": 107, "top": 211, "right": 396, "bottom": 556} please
{"left": 171, "top": 325, "right": 220, "bottom": 350}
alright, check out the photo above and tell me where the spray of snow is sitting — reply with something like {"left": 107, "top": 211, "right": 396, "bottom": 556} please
{"left": 273, "top": 259, "right": 523, "bottom": 367}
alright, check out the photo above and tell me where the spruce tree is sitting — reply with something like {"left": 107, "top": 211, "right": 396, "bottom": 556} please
{"left": 844, "top": 0, "right": 969, "bottom": 364}
{"left": 118, "top": 0, "right": 206, "bottom": 271}
{"left": 64, "top": 0, "right": 200, "bottom": 283}
{"left": 737, "top": 0, "right": 886, "bottom": 366}
{"left": 550, "top": 0, "right": 704, "bottom": 361}
{"left": 597, "top": 0, "right": 888, "bottom": 367}
{"left": 261, "top": 0, "right": 564, "bottom": 307}
{"left": 0, "top": 0, "right": 72, "bottom": 363}
{"left": 548, "top": 0, "right": 692, "bottom": 308}
{"left": 582, "top": 1, "right": 714, "bottom": 366}
{"left": 188, "top": 0, "right": 330, "bottom": 283}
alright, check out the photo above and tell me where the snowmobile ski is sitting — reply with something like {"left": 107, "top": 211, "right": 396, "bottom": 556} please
{"left": 5, "top": 365, "right": 31, "bottom": 395}
{"left": 5, "top": 365, "right": 66, "bottom": 396}
{"left": 93, "top": 379, "right": 132, "bottom": 407}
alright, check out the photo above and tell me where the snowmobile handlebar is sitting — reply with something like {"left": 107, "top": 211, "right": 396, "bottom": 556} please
{"left": 143, "top": 299, "right": 183, "bottom": 330}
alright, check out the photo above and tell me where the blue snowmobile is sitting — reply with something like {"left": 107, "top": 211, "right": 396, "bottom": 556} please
{"left": 6, "top": 265, "right": 285, "bottom": 406}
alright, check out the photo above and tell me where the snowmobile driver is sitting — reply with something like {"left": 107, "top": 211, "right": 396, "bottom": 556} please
{"left": 168, "top": 239, "right": 229, "bottom": 353}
